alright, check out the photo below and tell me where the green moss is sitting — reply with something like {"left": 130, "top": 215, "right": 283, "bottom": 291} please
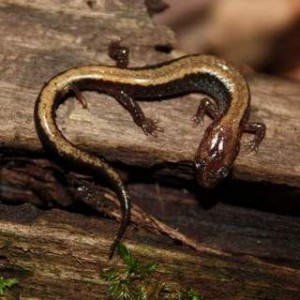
{"left": 0, "top": 276, "right": 18, "bottom": 296}
{"left": 102, "top": 243, "right": 204, "bottom": 300}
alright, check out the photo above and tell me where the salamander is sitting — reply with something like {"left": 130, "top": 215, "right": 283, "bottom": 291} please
{"left": 35, "top": 54, "right": 266, "bottom": 258}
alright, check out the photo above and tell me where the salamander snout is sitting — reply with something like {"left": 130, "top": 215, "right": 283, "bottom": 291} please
{"left": 194, "top": 159, "right": 230, "bottom": 188}
{"left": 194, "top": 122, "right": 240, "bottom": 188}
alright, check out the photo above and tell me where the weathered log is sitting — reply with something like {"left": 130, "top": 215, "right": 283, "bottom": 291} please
{"left": 0, "top": 187, "right": 300, "bottom": 300}
{"left": 0, "top": 0, "right": 299, "bottom": 299}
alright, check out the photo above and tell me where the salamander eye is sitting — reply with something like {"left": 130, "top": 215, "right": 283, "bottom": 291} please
{"left": 195, "top": 159, "right": 206, "bottom": 170}
{"left": 217, "top": 167, "right": 229, "bottom": 178}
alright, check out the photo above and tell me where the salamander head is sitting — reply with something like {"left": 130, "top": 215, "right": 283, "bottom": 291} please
{"left": 194, "top": 122, "right": 240, "bottom": 188}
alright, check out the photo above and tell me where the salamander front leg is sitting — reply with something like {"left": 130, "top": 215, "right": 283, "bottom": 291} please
{"left": 242, "top": 122, "right": 266, "bottom": 152}
{"left": 192, "top": 97, "right": 220, "bottom": 127}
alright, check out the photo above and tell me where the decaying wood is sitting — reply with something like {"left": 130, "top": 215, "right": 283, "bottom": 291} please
{"left": 0, "top": 0, "right": 300, "bottom": 299}
{"left": 0, "top": 189, "right": 299, "bottom": 299}
{"left": 0, "top": 157, "right": 222, "bottom": 255}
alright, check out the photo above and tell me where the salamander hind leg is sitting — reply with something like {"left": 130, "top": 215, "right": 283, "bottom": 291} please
{"left": 114, "top": 90, "right": 163, "bottom": 137}
{"left": 242, "top": 122, "right": 266, "bottom": 152}
{"left": 192, "top": 97, "right": 220, "bottom": 127}
{"left": 70, "top": 84, "right": 88, "bottom": 109}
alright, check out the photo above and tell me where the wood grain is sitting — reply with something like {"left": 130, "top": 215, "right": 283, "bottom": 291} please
{"left": 0, "top": 1, "right": 299, "bottom": 189}
{"left": 0, "top": 193, "right": 299, "bottom": 300}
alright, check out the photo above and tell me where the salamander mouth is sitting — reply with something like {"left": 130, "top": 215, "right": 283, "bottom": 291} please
{"left": 194, "top": 161, "right": 229, "bottom": 188}
{"left": 195, "top": 171, "right": 219, "bottom": 189}
{"left": 194, "top": 161, "right": 217, "bottom": 188}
